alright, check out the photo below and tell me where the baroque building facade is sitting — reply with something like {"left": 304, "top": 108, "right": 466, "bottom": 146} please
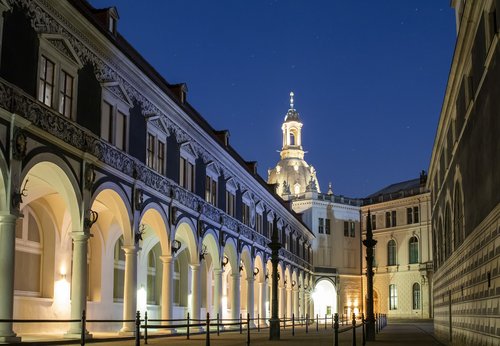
{"left": 428, "top": 0, "right": 500, "bottom": 345}
{"left": 268, "top": 93, "right": 363, "bottom": 320}
{"left": 0, "top": 0, "right": 315, "bottom": 342}
{"left": 361, "top": 175, "right": 433, "bottom": 319}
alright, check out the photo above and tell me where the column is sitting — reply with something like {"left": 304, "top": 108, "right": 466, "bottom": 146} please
{"left": 279, "top": 286, "right": 286, "bottom": 318}
{"left": 190, "top": 264, "right": 201, "bottom": 321}
{"left": 247, "top": 276, "right": 255, "bottom": 327}
{"left": 0, "top": 214, "right": 21, "bottom": 343}
{"left": 120, "top": 245, "right": 138, "bottom": 333}
{"left": 230, "top": 273, "right": 241, "bottom": 321}
{"left": 159, "top": 255, "right": 173, "bottom": 323}
{"left": 293, "top": 287, "right": 299, "bottom": 317}
{"left": 286, "top": 287, "right": 292, "bottom": 319}
{"left": 304, "top": 290, "right": 309, "bottom": 319}
{"left": 300, "top": 287, "right": 305, "bottom": 318}
{"left": 66, "top": 232, "right": 91, "bottom": 338}
{"left": 213, "top": 269, "right": 223, "bottom": 317}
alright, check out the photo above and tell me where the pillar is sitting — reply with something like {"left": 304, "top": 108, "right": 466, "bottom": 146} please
{"left": 304, "top": 290, "right": 309, "bottom": 319}
{"left": 120, "top": 245, "right": 138, "bottom": 333}
{"left": 259, "top": 280, "right": 267, "bottom": 323}
{"left": 66, "top": 232, "right": 91, "bottom": 338}
{"left": 231, "top": 273, "right": 241, "bottom": 321}
{"left": 300, "top": 287, "right": 305, "bottom": 318}
{"left": 159, "top": 255, "right": 173, "bottom": 322}
{"left": 279, "top": 286, "right": 286, "bottom": 318}
{"left": 286, "top": 287, "right": 292, "bottom": 318}
{"left": 214, "top": 268, "right": 223, "bottom": 316}
{"left": 190, "top": 264, "right": 201, "bottom": 321}
{"left": 293, "top": 287, "right": 299, "bottom": 317}
{"left": 247, "top": 276, "right": 255, "bottom": 326}
{"left": 0, "top": 214, "right": 21, "bottom": 343}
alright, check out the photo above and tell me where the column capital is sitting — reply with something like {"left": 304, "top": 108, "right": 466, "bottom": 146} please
{"left": 122, "top": 245, "right": 139, "bottom": 254}
{"left": 214, "top": 268, "right": 223, "bottom": 275}
{"left": 71, "top": 232, "right": 91, "bottom": 242}
{"left": 189, "top": 263, "right": 200, "bottom": 270}
{"left": 159, "top": 255, "right": 173, "bottom": 263}
{"left": 0, "top": 213, "right": 17, "bottom": 224}
{"left": 230, "top": 273, "right": 241, "bottom": 279}
{"left": 246, "top": 276, "right": 255, "bottom": 284}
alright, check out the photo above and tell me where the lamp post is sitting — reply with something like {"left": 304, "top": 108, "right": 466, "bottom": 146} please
{"left": 269, "top": 216, "right": 281, "bottom": 340}
{"left": 362, "top": 210, "right": 377, "bottom": 341}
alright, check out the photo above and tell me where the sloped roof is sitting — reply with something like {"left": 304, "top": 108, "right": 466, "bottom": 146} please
{"left": 367, "top": 178, "right": 421, "bottom": 198}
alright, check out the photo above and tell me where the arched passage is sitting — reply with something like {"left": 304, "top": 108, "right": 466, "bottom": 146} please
{"left": 312, "top": 279, "right": 337, "bottom": 319}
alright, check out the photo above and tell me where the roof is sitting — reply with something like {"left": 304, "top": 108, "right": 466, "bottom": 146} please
{"left": 284, "top": 108, "right": 301, "bottom": 122}
{"left": 367, "top": 178, "right": 422, "bottom": 198}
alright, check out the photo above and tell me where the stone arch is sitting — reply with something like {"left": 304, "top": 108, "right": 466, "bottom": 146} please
{"left": 139, "top": 203, "right": 170, "bottom": 254}
{"left": 312, "top": 278, "right": 337, "bottom": 317}
{"left": 172, "top": 217, "right": 198, "bottom": 265}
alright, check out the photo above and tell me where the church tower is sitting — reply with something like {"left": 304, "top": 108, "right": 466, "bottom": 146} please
{"left": 268, "top": 92, "right": 320, "bottom": 197}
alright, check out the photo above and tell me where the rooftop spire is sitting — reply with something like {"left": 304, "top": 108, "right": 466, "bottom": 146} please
{"left": 289, "top": 91, "right": 294, "bottom": 109}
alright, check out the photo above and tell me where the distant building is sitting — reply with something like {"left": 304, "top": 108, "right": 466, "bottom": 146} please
{"left": 361, "top": 174, "right": 433, "bottom": 319}
{"left": 428, "top": 0, "right": 500, "bottom": 344}
{"left": 268, "top": 93, "right": 363, "bottom": 320}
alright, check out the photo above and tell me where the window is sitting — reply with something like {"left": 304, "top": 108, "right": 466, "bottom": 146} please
{"left": 256, "top": 212, "right": 263, "bottom": 234}
{"left": 318, "top": 218, "right": 324, "bottom": 234}
{"left": 385, "top": 212, "right": 391, "bottom": 228}
{"left": 38, "top": 55, "right": 55, "bottom": 107}
{"left": 266, "top": 219, "right": 273, "bottom": 239}
{"left": 350, "top": 221, "right": 355, "bottom": 237}
{"left": 453, "top": 184, "right": 464, "bottom": 249}
{"left": 101, "top": 99, "right": 128, "bottom": 151}
{"left": 325, "top": 219, "right": 331, "bottom": 234}
{"left": 413, "top": 207, "right": 419, "bottom": 223}
{"left": 391, "top": 210, "right": 397, "bottom": 227}
{"left": 157, "top": 140, "right": 165, "bottom": 175}
{"left": 412, "top": 283, "right": 420, "bottom": 310}
{"left": 389, "top": 284, "right": 397, "bottom": 310}
{"left": 444, "top": 204, "right": 452, "bottom": 258}
{"left": 58, "top": 70, "right": 74, "bottom": 117}
{"left": 371, "top": 214, "right": 376, "bottom": 230}
{"left": 180, "top": 157, "right": 195, "bottom": 192}
{"left": 242, "top": 203, "right": 251, "bottom": 226}
{"left": 226, "top": 190, "right": 235, "bottom": 217}
{"left": 146, "top": 133, "right": 155, "bottom": 169}
{"left": 205, "top": 175, "right": 218, "bottom": 206}
{"left": 147, "top": 249, "right": 157, "bottom": 304}
{"left": 407, "top": 208, "right": 413, "bottom": 224}
{"left": 387, "top": 239, "right": 396, "bottom": 266}
{"left": 113, "top": 236, "right": 125, "bottom": 301}
{"left": 344, "top": 221, "right": 349, "bottom": 237}
{"left": 15, "top": 207, "right": 42, "bottom": 295}
{"left": 409, "top": 236, "right": 419, "bottom": 264}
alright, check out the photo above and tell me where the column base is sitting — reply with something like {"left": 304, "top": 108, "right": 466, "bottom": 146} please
{"left": 0, "top": 335, "right": 21, "bottom": 343}
{"left": 118, "top": 329, "right": 137, "bottom": 336}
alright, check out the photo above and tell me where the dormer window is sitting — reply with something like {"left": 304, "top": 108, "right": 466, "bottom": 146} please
{"left": 108, "top": 15, "right": 116, "bottom": 33}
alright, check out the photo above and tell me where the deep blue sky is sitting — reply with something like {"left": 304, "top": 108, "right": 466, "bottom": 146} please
{"left": 91, "top": 0, "right": 456, "bottom": 197}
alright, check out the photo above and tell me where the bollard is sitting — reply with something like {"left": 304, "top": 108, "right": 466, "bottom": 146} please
{"left": 325, "top": 314, "right": 327, "bottom": 330}
{"left": 187, "top": 312, "right": 190, "bottom": 340}
{"left": 375, "top": 313, "right": 378, "bottom": 334}
{"left": 240, "top": 313, "right": 243, "bottom": 334}
{"left": 352, "top": 313, "right": 356, "bottom": 346}
{"left": 257, "top": 313, "right": 260, "bottom": 332}
{"left": 334, "top": 313, "right": 339, "bottom": 346}
{"left": 135, "top": 311, "right": 141, "bottom": 346}
{"left": 361, "top": 313, "right": 365, "bottom": 346}
{"left": 316, "top": 314, "right": 319, "bottom": 332}
{"left": 206, "top": 312, "right": 210, "bottom": 346}
{"left": 306, "top": 314, "right": 309, "bottom": 333}
{"left": 283, "top": 314, "right": 286, "bottom": 330}
{"left": 292, "top": 313, "right": 295, "bottom": 336}
{"left": 144, "top": 311, "right": 148, "bottom": 344}
{"left": 332, "top": 313, "right": 334, "bottom": 329}
{"left": 217, "top": 313, "right": 220, "bottom": 336}
{"left": 247, "top": 313, "right": 250, "bottom": 346}
{"left": 80, "top": 309, "right": 86, "bottom": 346}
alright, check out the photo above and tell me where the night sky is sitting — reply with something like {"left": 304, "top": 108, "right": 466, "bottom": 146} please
{"left": 90, "top": 0, "right": 456, "bottom": 197}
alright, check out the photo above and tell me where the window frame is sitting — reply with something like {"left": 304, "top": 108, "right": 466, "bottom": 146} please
{"left": 412, "top": 283, "right": 421, "bottom": 310}
{"left": 318, "top": 217, "right": 324, "bottom": 234}
{"left": 409, "top": 236, "right": 419, "bottom": 264}
{"left": 101, "top": 85, "right": 131, "bottom": 152}
{"left": 179, "top": 144, "right": 197, "bottom": 192}
{"left": 389, "top": 284, "right": 398, "bottom": 310}
{"left": 387, "top": 239, "right": 397, "bottom": 266}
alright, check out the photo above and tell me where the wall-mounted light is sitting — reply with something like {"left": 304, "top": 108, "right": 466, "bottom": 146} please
{"left": 239, "top": 260, "right": 244, "bottom": 272}
{"left": 199, "top": 244, "right": 208, "bottom": 261}
{"left": 253, "top": 267, "right": 260, "bottom": 277}
{"left": 171, "top": 239, "right": 182, "bottom": 255}
{"left": 222, "top": 255, "right": 229, "bottom": 268}
{"left": 265, "top": 273, "right": 269, "bottom": 281}
{"left": 292, "top": 280, "right": 296, "bottom": 287}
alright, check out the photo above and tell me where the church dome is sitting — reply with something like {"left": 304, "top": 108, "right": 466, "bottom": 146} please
{"left": 268, "top": 92, "right": 321, "bottom": 196}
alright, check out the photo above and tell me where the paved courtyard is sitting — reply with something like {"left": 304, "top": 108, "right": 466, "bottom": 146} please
{"left": 18, "top": 321, "right": 443, "bottom": 346}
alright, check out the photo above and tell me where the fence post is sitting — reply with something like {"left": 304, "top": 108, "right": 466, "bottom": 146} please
{"left": 306, "top": 314, "right": 309, "bottom": 333}
{"left": 135, "top": 311, "right": 141, "bottom": 346}
{"left": 332, "top": 313, "right": 334, "bottom": 329}
{"left": 325, "top": 314, "right": 327, "bottom": 330}
{"left": 361, "top": 313, "right": 365, "bottom": 346}
{"left": 240, "top": 313, "right": 243, "bottom": 334}
{"left": 206, "top": 312, "right": 210, "bottom": 346}
{"left": 217, "top": 313, "right": 220, "bottom": 336}
{"left": 80, "top": 309, "right": 86, "bottom": 346}
{"left": 316, "top": 314, "right": 318, "bottom": 332}
{"left": 144, "top": 311, "right": 148, "bottom": 344}
{"left": 247, "top": 313, "right": 250, "bottom": 346}
{"left": 187, "top": 312, "right": 190, "bottom": 340}
{"left": 352, "top": 312, "right": 356, "bottom": 346}
{"left": 334, "top": 313, "right": 339, "bottom": 346}
{"left": 257, "top": 313, "right": 260, "bottom": 332}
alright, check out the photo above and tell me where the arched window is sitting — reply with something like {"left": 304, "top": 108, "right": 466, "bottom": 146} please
{"left": 438, "top": 218, "right": 444, "bottom": 266}
{"left": 173, "top": 258, "right": 180, "bottom": 305}
{"left": 408, "top": 236, "right": 419, "bottom": 264}
{"left": 444, "top": 204, "right": 452, "bottom": 259}
{"left": 389, "top": 284, "right": 397, "bottom": 310}
{"left": 412, "top": 283, "right": 420, "bottom": 310}
{"left": 14, "top": 207, "right": 42, "bottom": 296}
{"left": 289, "top": 132, "right": 295, "bottom": 146}
{"left": 453, "top": 184, "right": 464, "bottom": 249}
{"left": 387, "top": 239, "right": 397, "bottom": 266}
{"left": 113, "top": 236, "right": 125, "bottom": 301}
